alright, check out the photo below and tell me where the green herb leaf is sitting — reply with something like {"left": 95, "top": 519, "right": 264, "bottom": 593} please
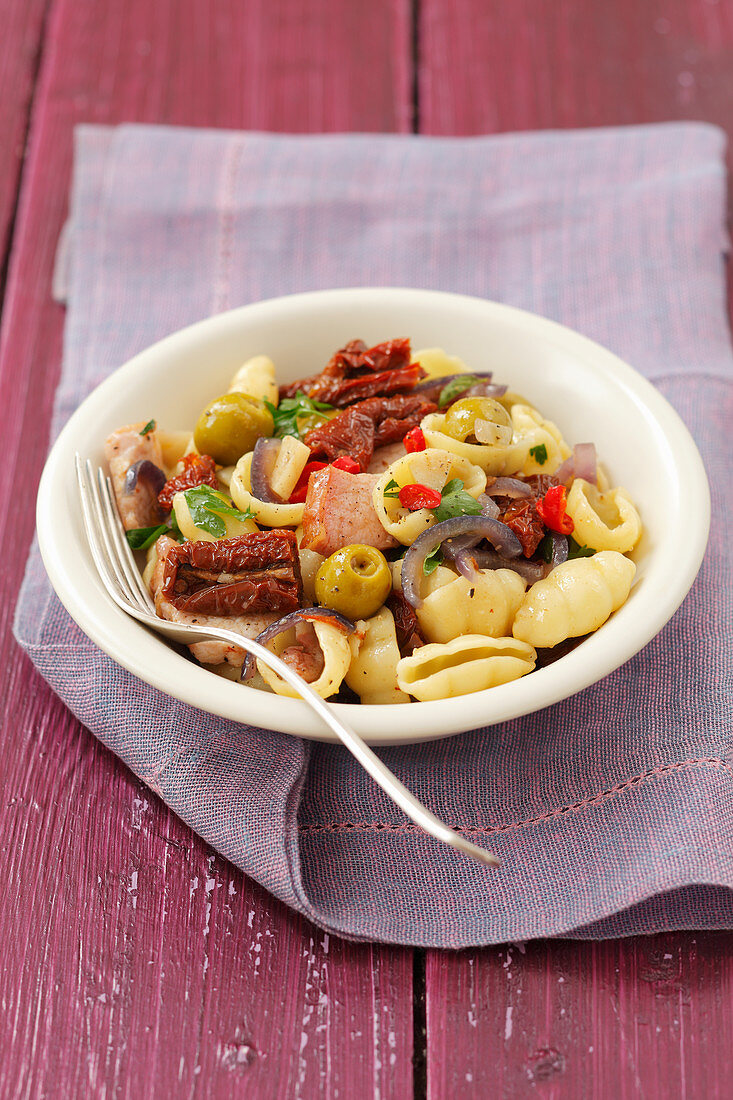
{"left": 431, "top": 478, "right": 484, "bottom": 523}
{"left": 538, "top": 534, "right": 553, "bottom": 564}
{"left": 438, "top": 374, "right": 481, "bottom": 408}
{"left": 125, "top": 523, "right": 169, "bottom": 550}
{"left": 169, "top": 510, "right": 185, "bottom": 543}
{"left": 139, "top": 419, "right": 156, "bottom": 437}
{"left": 383, "top": 477, "right": 401, "bottom": 500}
{"left": 183, "top": 486, "right": 254, "bottom": 537}
{"left": 529, "top": 443, "right": 548, "bottom": 465}
{"left": 422, "top": 546, "right": 444, "bottom": 575}
{"left": 264, "top": 391, "right": 335, "bottom": 439}
{"left": 567, "top": 536, "right": 596, "bottom": 559}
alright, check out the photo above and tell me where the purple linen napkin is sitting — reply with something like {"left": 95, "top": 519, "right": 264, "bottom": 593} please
{"left": 15, "top": 122, "right": 733, "bottom": 948}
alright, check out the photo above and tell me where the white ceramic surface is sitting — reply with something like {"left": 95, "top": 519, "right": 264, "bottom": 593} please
{"left": 36, "top": 288, "right": 710, "bottom": 744}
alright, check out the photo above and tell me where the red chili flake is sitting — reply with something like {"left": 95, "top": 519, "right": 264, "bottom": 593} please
{"left": 331, "top": 455, "right": 361, "bottom": 474}
{"left": 399, "top": 483, "right": 442, "bottom": 511}
{"left": 536, "top": 484, "right": 575, "bottom": 535}
{"left": 403, "top": 426, "right": 427, "bottom": 453}
{"left": 158, "top": 453, "right": 218, "bottom": 513}
{"left": 288, "top": 460, "right": 328, "bottom": 504}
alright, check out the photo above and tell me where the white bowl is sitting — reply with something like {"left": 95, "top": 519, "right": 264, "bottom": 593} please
{"left": 37, "top": 288, "right": 710, "bottom": 744}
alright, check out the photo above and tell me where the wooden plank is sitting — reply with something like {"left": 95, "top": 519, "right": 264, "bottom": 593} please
{"left": 1, "top": 701, "right": 413, "bottom": 1097}
{"left": 425, "top": 936, "right": 733, "bottom": 1098}
{"left": 419, "top": 0, "right": 733, "bottom": 147}
{"left": 0, "top": 0, "right": 48, "bottom": 291}
{"left": 0, "top": 0, "right": 414, "bottom": 1095}
{"left": 418, "top": 1, "right": 733, "bottom": 1094}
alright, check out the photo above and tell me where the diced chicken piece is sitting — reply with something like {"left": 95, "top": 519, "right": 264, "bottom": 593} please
{"left": 367, "top": 442, "right": 406, "bottom": 474}
{"left": 105, "top": 423, "right": 166, "bottom": 530}
{"left": 299, "top": 466, "right": 399, "bottom": 556}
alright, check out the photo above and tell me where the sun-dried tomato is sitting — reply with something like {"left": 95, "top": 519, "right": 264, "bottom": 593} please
{"left": 303, "top": 394, "right": 437, "bottom": 470}
{"left": 280, "top": 338, "right": 425, "bottom": 407}
{"left": 304, "top": 408, "right": 375, "bottom": 469}
{"left": 399, "top": 483, "right": 442, "bottom": 511}
{"left": 317, "top": 364, "right": 425, "bottom": 406}
{"left": 160, "top": 530, "right": 303, "bottom": 615}
{"left": 492, "top": 473, "right": 563, "bottom": 558}
{"left": 499, "top": 498, "right": 546, "bottom": 558}
{"left": 403, "top": 426, "right": 427, "bottom": 452}
{"left": 355, "top": 395, "right": 437, "bottom": 447}
{"left": 386, "top": 591, "right": 424, "bottom": 656}
{"left": 523, "top": 474, "right": 561, "bottom": 497}
{"left": 158, "top": 453, "right": 218, "bottom": 513}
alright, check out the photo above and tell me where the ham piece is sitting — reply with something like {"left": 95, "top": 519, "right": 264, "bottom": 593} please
{"left": 299, "top": 466, "right": 398, "bottom": 556}
{"left": 104, "top": 422, "right": 166, "bottom": 530}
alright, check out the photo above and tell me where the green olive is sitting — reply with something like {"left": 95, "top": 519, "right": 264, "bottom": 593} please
{"left": 443, "top": 396, "right": 512, "bottom": 443}
{"left": 315, "top": 544, "right": 392, "bottom": 621}
{"left": 193, "top": 393, "right": 274, "bottom": 465}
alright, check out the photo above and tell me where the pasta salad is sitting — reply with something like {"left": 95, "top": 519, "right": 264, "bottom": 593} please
{"left": 105, "top": 338, "right": 642, "bottom": 704}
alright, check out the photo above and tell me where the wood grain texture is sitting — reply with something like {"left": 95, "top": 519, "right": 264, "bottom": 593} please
{"left": 419, "top": 0, "right": 733, "bottom": 144}
{"left": 1, "top": 700, "right": 413, "bottom": 1098}
{"left": 0, "top": 0, "right": 48, "bottom": 290}
{"left": 418, "top": 2, "right": 733, "bottom": 1096}
{"left": 0, "top": 0, "right": 414, "bottom": 1095}
{"left": 425, "top": 936, "right": 733, "bottom": 1099}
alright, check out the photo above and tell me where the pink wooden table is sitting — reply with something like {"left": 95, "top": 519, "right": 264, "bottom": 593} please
{"left": 2, "top": 1, "right": 732, "bottom": 1095}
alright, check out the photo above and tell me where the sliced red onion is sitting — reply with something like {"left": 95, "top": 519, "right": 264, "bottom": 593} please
{"left": 474, "top": 418, "right": 513, "bottom": 446}
{"left": 453, "top": 548, "right": 480, "bottom": 583}
{"left": 412, "top": 371, "right": 493, "bottom": 404}
{"left": 124, "top": 459, "right": 166, "bottom": 495}
{"left": 478, "top": 493, "right": 500, "bottom": 518}
{"left": 250, "top": 437, "right": 284, "bottom": 503}
{"left": 401, "top": 516, "right": 521, "bottom": 608}
{"left": 469, "top": 548, "right": 547, "bottom": 584}
{"left": 464, "top": 382, "right": 508, "bottom": 400}
{"left": 574, "top": 442, "right": 597, "bottom": 484}
{"left": 485, "top": 477, "right": 532, "bottom": 499}
{"left": 241, "top": 606, "right": 355, "bottom": 680}
{"left": 550, "top": 532, "right": 569, "bottom": 567}
{"left": 556, "top": 442, "right": 597, "bottom": 486}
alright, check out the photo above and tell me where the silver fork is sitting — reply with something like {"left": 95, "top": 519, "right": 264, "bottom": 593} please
{"left": 75, "top": 455, "right": 499, "bottom": 868}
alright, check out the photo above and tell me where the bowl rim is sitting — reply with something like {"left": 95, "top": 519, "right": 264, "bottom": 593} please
{"left": 36, "top": 286, "right": 711, "bottom": 744}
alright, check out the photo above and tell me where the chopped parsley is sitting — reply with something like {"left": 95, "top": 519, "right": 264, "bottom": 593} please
{"left": 125, "top": 523, "right": 169, "bottom": 550}
{"left": 183, "top": 486, "right": 254, "bottom": 538}
{"left": 538, "top": 534, "right": 553, "bottom": 564}
{"left": 139, "top": 419, "right": 156, "bottom": 436}
{"left": 383, "top": 477, "right": 401, "bottom": 500}
{"left": 169, "top": 509, "right": 185, "bottom": 542}
{"left": 538, "top": 533, "right": 596, "bottom": 563}
{"left": 529, "top": 443, "right": 548, "bottom": 465}
{"left": 431, "top": 478, "right": 484, "bottom": 523}
{"left": 423, "top": 546, "right": 444, "bottom": 575}
{"left": 437, "top": 374, "right": 482, "bottom": 408}
{"left": 264, "top": 391, "right": 335, "bottom": 439}
{"left": 567, "top": 536, "right": 596, "bottom": 559}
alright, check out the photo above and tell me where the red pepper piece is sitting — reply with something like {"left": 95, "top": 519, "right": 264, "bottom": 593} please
{"left": 399, "top": 483, "right": 442, "bottom": 511}
{"left": 331, "top": 455, "right": 361, "bottom": 474}
{"left": 536, "top": 484, "right": 575, "bottom": 535}
{"left": 403, "top": 426, "right": 427, "bottom": 453}
{"left": 288, "top": 460, "right": 328, "bottom": 503}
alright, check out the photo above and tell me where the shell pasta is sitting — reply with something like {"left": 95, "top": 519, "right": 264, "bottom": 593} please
{"left": 105, "top": 337, "right": 642, "bottom": 703}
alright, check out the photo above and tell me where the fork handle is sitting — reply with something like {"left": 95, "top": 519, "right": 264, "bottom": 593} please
{"left": 153, "top": 620, "right": 499, "bottom": 868}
